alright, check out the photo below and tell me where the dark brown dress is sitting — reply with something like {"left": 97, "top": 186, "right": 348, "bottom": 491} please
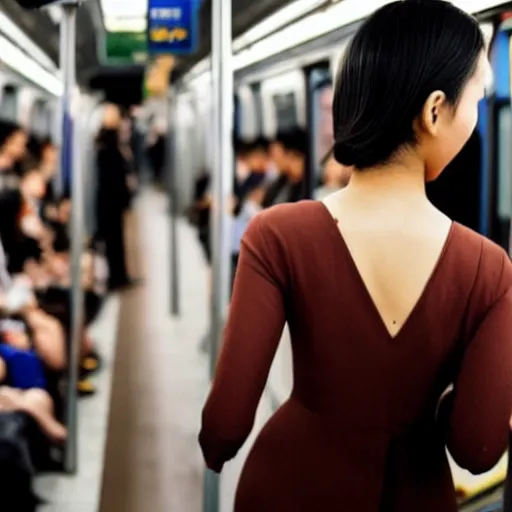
{"left": 199, "top": 200, "right": 512, "bottom": 511}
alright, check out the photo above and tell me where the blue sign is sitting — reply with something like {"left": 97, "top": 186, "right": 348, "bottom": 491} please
{"left": 147, "top": 0, "right": 199, "bottom": 55}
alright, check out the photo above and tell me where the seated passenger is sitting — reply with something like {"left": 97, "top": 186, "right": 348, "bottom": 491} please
{"left": 232, "top": 137, "right": 269, "bottom": 215}
{"left": 0, "top": 242, "right": 66, "bottom": 373}
{"left": 0, "top": 122, "right": 27, "bottom": 191}
{"left": 27, "top": 135, "right": 59, "bottom": 222}
{"left": 0, "top": 355, "right": 65, "bottom": 443}
{"left": 0, "top": 160, "right": 47, "bottom": 275}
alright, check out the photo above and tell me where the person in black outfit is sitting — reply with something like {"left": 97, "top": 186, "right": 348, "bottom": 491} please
{"left": 94, "top": 110, "right": 132, "bottom": 292}
{"left": 146, "top": 118, "right": 167, "bottom": 185}
{"left": 232, "top": 137, "right": 269, "bottom": 216}
{"left": 262, "top": 128, "right": 307, "bottom": 207}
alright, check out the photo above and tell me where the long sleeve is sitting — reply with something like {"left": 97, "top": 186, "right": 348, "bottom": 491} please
{"left": 441, "top": 256, "right": 512, "bottom": 474}
{"left": 199, "top": 213, "right": 287, "bottom": 472}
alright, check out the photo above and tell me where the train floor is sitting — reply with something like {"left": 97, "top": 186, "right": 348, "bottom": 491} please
{"left": 99, "top": 189, "right": 209, "bottom": 512}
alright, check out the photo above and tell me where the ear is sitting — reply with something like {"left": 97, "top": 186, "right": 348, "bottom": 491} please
{"left": 418, "top": 90, "right": 448, "bottom": 137}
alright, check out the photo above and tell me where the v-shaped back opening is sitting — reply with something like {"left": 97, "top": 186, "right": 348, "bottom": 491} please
{"left": 315, "top": 200, "right": 456, "bottom": 340}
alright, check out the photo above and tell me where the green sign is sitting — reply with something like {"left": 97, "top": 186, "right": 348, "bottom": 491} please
{"left": 106, "top": 32, "right": 148, "bottom": 64}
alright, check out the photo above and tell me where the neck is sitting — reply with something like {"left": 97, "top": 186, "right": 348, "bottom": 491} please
{"left": 344, "top": 158, "right": 426, "bottom": 205}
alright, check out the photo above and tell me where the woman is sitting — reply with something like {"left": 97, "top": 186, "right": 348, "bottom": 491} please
{"left": 199, "top": 2, "right": 512, "bottom": 511}
{"left": 95, "top": 104, "right": 132, "bottom": 291}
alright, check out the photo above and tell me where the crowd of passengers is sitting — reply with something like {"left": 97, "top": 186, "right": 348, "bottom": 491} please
{"left": 0, "top": 104, "right": 140, "bottom": 510}
{"left": 190, "top": 127, "right": 352, "bottom": 349}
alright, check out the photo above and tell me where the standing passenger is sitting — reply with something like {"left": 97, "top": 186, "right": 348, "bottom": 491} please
{"left": 199, "top": 2, "right": 512, "bottom": 511}
{"left": 95, "top": 104, "right": 132, "bottom": 291}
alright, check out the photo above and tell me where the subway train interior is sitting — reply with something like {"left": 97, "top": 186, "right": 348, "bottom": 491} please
{"left": 0, "top": 0, "right": 509, "bottom": 511}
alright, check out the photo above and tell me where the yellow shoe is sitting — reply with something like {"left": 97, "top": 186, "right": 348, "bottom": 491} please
{"left": 81, "top": 357, "right": 98, "bottom": 372}
{"left": 77, "top": 378, "right": 96, "bottom": 396}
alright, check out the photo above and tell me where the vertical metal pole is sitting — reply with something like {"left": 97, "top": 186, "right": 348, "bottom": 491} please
{"left": 168, "top": 92, "right": 180, "bottom": 316}
{"left": 60, "top": 1, "right": 82, "bottom": 475}
{"left": 204, "top": 0, "right": 233, "bottom": 510}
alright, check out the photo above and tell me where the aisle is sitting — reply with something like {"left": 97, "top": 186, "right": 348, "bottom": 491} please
{"left": 99, "top": 190, "right": 209, "bottom": 512}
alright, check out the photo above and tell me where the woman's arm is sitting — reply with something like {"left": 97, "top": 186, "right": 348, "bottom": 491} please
{"left": 440, "top": 263, "right": 512, "bottom": 474}
{"left": 199, "top": 213, "right": 287, "bottom": 472}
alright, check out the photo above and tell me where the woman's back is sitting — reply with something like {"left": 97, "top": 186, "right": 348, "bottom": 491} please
{"left": 200, "top": 201, "right": 512, "bottom": 511}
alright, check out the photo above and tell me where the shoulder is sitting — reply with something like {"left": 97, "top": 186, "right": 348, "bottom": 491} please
{"left": 452, "top": 223, "right": 512, "bottom": 303}
{"left": 241, "top": 201, "right": 326, "bottom": 274}
{"left": 248, "top": 200, "right": 325, "bottom": 232}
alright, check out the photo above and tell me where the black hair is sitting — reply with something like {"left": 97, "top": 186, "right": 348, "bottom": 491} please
{"left": 243, "top": 136, "right": 270, "bottom": 155}
{"left": 17, "top": 158, "right": 41, "bottom": 179}
{"left": 282, "top": 128, "right": 308, "bottom": 157}
{"left": 251, "top": 136, "right": 269, "bottom": 152}
{"left": 40, "top": 136, "right": 54, "bottom": 152}
{"left": 26, "top": 134, "right": 42, "bottom": 162}
{"left": 272, "top": 130, "right": 293, "bottom": 147}
{"left": 333, "top": 0, "right": 485, "bottom": 169}
{"left": 0, "top": 121, "right": 23, "bottom": 149}
{"left": 233, "top": 137, "right": 249, "bottom": 157}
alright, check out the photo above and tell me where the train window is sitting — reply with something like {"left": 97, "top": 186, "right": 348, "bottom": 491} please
{"left": 0, "top": 85, "right": 18, "bottom": 121}
{"left": 31, "top": 99, "right": 50, "bottom": 135}
{"left": 272, "top": 92, "right": 298, "bottom": 132}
